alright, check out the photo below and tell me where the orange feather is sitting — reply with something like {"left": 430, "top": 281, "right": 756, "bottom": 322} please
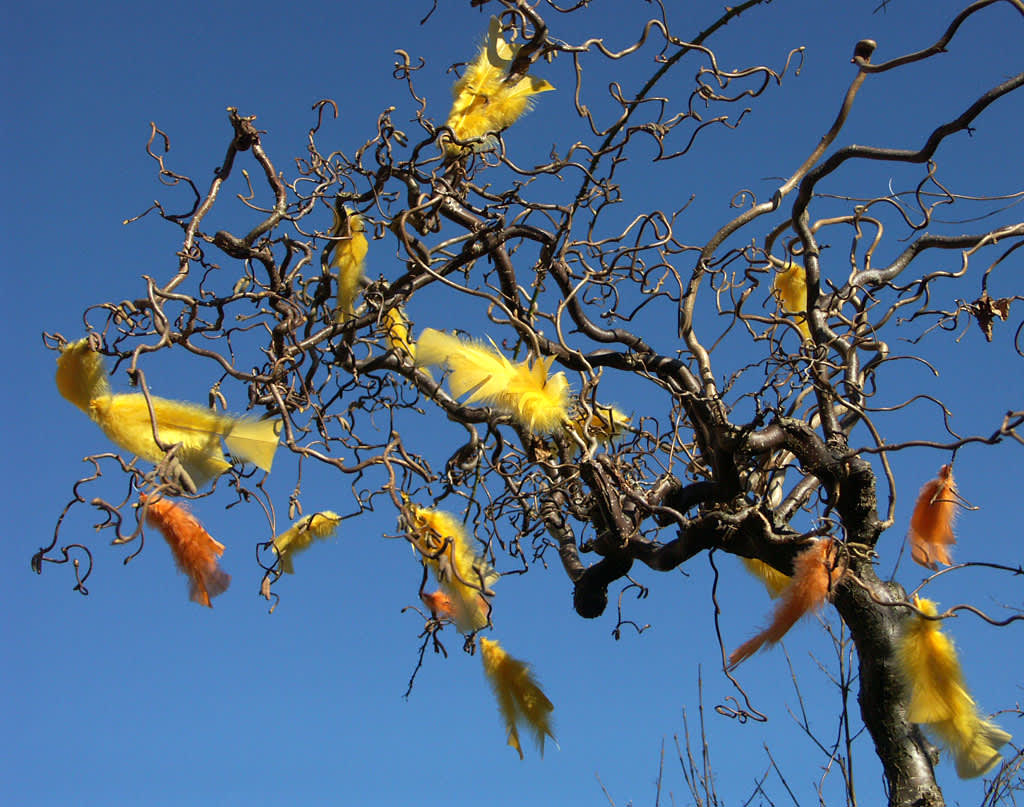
{"left": 729, "top": 539, "right": 843, "bottom": 668}
{"left": 140, "top": 494, "right": 230, "bottom": 608}
{"left": 908, "top": 464, "right": 957, "bottom": 570}
{"left": 420, "top": 590, "right": 457, "bottom": 621}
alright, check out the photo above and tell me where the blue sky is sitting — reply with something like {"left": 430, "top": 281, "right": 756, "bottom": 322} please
{"left": 3, "top": 1, "right": 1022, "bottom": 805}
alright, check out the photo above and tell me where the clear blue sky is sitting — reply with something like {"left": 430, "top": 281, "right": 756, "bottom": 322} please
{"left": 3, "top": 1, "right": 1021, "bottom": 805}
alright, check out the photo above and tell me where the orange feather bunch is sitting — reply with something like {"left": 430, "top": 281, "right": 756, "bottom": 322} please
{"left": 908, "top": 464, "right": 958, "bottom": 570}
{"left": 420, "top": 590, "right": 457, "bottom": 621}
{"left": 140, "top": 494, "right": 230, "bottom": 607}
{"left": 729, "top": 539, "right": 844, "bottom": 668}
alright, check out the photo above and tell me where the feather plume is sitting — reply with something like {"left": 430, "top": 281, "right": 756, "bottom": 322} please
{"left": 908, "top": 464, "right": 957, "bottom": 570}
{"left": 420, "top": 590, "right": 456, "bottom": 621}
{"left": 771, "top": 261, "right": 812, "bottom": 341}
{"left": 740, "top": 557, "right": 792, "bottom": 598}
{"left": 89, "top": 394, "right": 280, "bottom": 486}
{"left": 897, "top": 596, "right": 1011, "bottom": 778}
{"left": 729, "top": 539, "right": 843, "bottom": 668}
{"left": 567, "top": 403, "right": 630, "bottom": 445}
{"left": 272, "top": 511, "right": 341, "bottom": 574}
{"left": 140, "top": 494, "right": 230, "bottom": 607}
{"left": 417, "top": 328, "right": 570, "bottom": 434}
{"left": 480, "top": 637, "right": 555, "bottom": 759}
{"left": 55, "top": 338, "right": 110, "bottom": 415}
{"left": 329, "top": 205, "right": 368, "bottom": 324}
{"left": 382, "top": 306, "right": 415, "bottom": 361}
{"left": 444, "top": 17, "right": 554, "bottom": 156}
{"left": 405, "top": 505, "right": 498, "bottom": 632}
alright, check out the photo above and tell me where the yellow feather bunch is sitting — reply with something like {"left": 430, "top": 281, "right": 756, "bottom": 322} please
{"left": 480, "top": 637, "right": 555, "bottom": 759}
{"left": 55, "top": 338, "right": 110, "bottom": 415}
{"left": 897, "top": 596, "right": 1011, "bottom": 778}
{"left": 566, "top": 402, "right": 630, "bottom": 445}
{"left": 330, "top": 205, "right": 368, "bottom": 324}
{"left": 272, "top": 511, "right": 342, "bottom": 574}
{"left": 382, "top": 306, "right": 415, "bottom": 362}
{"left": 405, "top": 505, "right": 498, "bottom": 632}
{"left": 444, "top": 16, "right": 554, "bottom": 156}
{"left": 740, "top": 557, "right": 791, "bottom": 598}
{"left": 89, "top": 394, "right": 281, "bottom": 486}
{"left": 417, "top": 328, "right": 570, "bottom": 434}
{"left": 771, "top": 261, "right": 812, "bottom": 341}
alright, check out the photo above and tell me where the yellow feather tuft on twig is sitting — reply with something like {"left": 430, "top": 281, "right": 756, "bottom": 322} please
{"left": 417, "top": 328, "right": 570, "bottom": 434}
{"left": 329, "top": 204, "right": 368, "bottom": 324}
{"left": 405, "top": 505, "right": 498, "bottom": 633}
{"left": 897, "top": 596, "right": 1011, "bottom": 778}
{"left": 771, "top": 261, "right": 812, "bottom": 341}
{"left": 55, "top": 338, "right": 110, "bottom": 416}
{"left": 272, "top": 511, "right": 342, "bottom": 574}
{"left": 480, "top": 637, "right": 555, "bottom": 759}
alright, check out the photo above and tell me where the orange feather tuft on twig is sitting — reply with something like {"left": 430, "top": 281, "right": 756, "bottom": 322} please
{"left": 908, "top": 464, "right": 958, "bottom": 570}
{"left": 140, "top": 494, "right": 230, "bottom": 607}
{"left": 729, "top": 539, "right": 844, "bottom": 668}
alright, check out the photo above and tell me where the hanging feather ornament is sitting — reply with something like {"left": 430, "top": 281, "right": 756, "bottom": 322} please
{"left": 480, "top": 637, "right": 556, "bottom": 759}
{"left": 329, "top": 202, "right": 368, "bottom": 325}
{"left": 908, "top": 464, "right": 958, "bottom": 570}
{"left": 272, "top": 511, "right": 342, "bottom": 574}
{"left": 140, "top": 494, "right": 230, "bottom": 607}
{"left": 771, "top": 261, "right": 812, "bottom": 341}
{"left": 55, "top": 337, "right": 110, "bottom": 415}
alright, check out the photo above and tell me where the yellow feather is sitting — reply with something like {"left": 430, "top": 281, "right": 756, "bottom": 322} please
{"left": 272, "top": 511, "right": 342, "bottom": 574}
{"left": 897, "top": 596, "right": 1012, "bottom": 778}
{"left": 406, "top": 505, "right": 498, "bottom": 633}
{"left": 382, "top": 306, "right": 415, "bottom": 361}
{"left": 55, "top": 338, "right": 110, "bottom": 416}
{"left": 480, "top": 637, "right": 555, "bottom": 759}
{"left": 444, "top": 17, "right": 554, "bottom": 156}
{"left": 417, "top": 329, "right": 570, "bottom": 434}
{"left": 740, "top": 557, "right": 791, "bottom": 598}
{"left": 330, "top": 206, "right": 368, "bottom": 324}
{"left": 566, "top": 402, "right": 630, "bottom": 444}
{"left": 771, "top": 261, "right": 812, "bottom": 340}
{"left": 88, "top": 394, "right": 280, "bottom": 485}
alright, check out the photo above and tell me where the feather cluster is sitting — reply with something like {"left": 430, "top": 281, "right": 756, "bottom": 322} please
{"left": 272, "top": 511, "right": 342, "bottom": 574}
{"left": 740, "top": 557, "right": 792, "bottom": 599}
{"left": 405, "top": 504, "right": 498, "bottom": 633}
{"left": 729, "top": 539, "right": 843, "bottom": 668}
{"left": 771, "top": 261, "right": 812, "bottom": 340}
{"left": 566, "top": 402, "right": 630, "bottom": 445}
{"left": 330, "top": 205, "right": 368, "bottom": 324}
{"left": 417, "top": 328, "right": 570, "bottom": 434}
{"left": 89, "top": 394, "right": 281, "bottom": 487}
{"left": 140, "top": 494, "right": 230, "bottom": 607}
{"left": 444, "top": 16, "right": 554, "bottom": 156}
{"left": 382, "top": 306, "right": 415, "bottom": 362}
{"left": 897, "top": 596, "right": 1011, "bottom": 778}
{"left": 908, "top": 464, "right": 958, "bottom": 570}
{"left": 55, "top": 338, "right": 110, "bottom": 414}
{"left": 480, "top": 637, "right": 555, "bottom": 759}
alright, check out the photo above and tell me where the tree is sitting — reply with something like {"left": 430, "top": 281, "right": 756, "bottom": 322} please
{"left": 32, "top": 1, "right": 1022, "bottom": 805}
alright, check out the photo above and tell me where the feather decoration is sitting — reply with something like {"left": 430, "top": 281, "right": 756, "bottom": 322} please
{"left": 272, "top": 511, "right": 342, "bottom": 574}
{"left": 417, "top": 328, "right": 570, "bottom": 434}
{"left": 89, "top": 394, "right": 281, "bottom": 486}
{"left": 729, "top": 539, "right": 843, "bottom": 668}
{"left": 908, "top": 464, "right": 958, "bottom": 570}
{"left": 897, "top": 596, "right": 1011, "bottom": 778}
{"left": 566, "top": 403, "right": 630, "bottom": 445}
{"left": 771, "top": 261, "right": 812, "bottom": 341}
{"left": 329, "top": 204, "right": 368, "bottom": 324}
{"left": 405, "top": 504, "right": 498, "bottom": 633}
{"left": 420, "top": 590, "right": 457, "bottom": 621}
{"left": 444, "top": 16, "right": 554, "bottom": 156}
{"left": 55, "top": 338, "right": 110, "bottom": 416}
{"left": 382, "top": 306, "right": 415, "bottom": 362}
{"left": 480, "top": 637, "right": 555, "bottom": 759}
{"left": 140, "top": 494, "right": 230, "bottom": 607}
{"left": 740, "top": 557, "right": 792, "bottom": 599}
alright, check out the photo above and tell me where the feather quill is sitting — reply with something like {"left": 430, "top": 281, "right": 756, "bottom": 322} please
{"left": 405, "top": 504, "right": 498, "bottom": 633}
{"left": 729, "top": 539, "right": 843, "bottom": 668}
{"left": 140, "top": 494, "right": 230, "bottom": 607}
{"left": 897, "top": 596, "right": 1011, "bottom": 778}
{"left": 417, "top": 328, "right": 570, "bottom": 434}
{"left": 444, "top": 16, "right": 554, "bottom": 156}
{"left": 771, "top": 261, "right": 812, "bottom": 341}
{"left": 480, "top": 637, "right": 555, "bottom": 759}
{"left": 908, "top": 464, "right": 958, "bottom": 570}
{"left": 55, "top": 338, "right": 110, "bottom": 416}
{"left": 740, "top": 557, "right": 792, "bottom": 599}
{"left": 272, "top": 511, "right": 342, "bottom": 574}
{"left": 329, "top": 205, "right": 368, "bottom": 324}
{"left": 89, "top": 394, "right": 280, "bottom": 486}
